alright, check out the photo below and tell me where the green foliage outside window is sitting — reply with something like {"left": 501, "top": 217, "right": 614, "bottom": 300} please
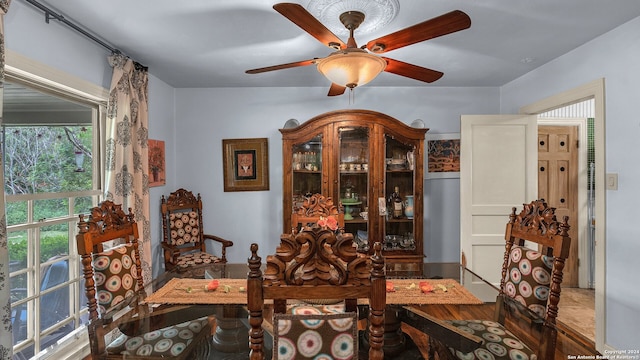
{"left": 3, "top": 126, "right": 92, "bottom": 194}
{"left": 8, "top": 233, "right": 69, "bottom": 268}
{"left": 4, "top": 125, "right": 93, "bottom": 272}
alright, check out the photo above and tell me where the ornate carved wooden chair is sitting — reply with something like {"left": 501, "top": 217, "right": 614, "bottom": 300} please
{"left": 291, "top": 193, "right": 345, "bottom": 234}
{"left": 161, "top": 188, "right": 233, "bottom": 272}
{"left": 77, "top": 200, "right": 212, "bottom": 359}
{"left": 247, "top": 226, "right": 386, "bottom": 360}
{"left": 417, "top": 199, "right": 571, "bottom": 360}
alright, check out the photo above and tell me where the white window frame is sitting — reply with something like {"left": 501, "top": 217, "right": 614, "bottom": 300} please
{"left": 4, "top": 50, "right": 108, "bottom": 359}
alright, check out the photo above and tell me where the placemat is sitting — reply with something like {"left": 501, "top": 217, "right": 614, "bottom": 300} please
{"left": 384, "top": 279, "right": 483, "bottom": 305}
{"left": 144, "top": 278, "right": 482, "bottom": 306}
{"left": 143, "top": 278, "right": 248, "bottom": 305}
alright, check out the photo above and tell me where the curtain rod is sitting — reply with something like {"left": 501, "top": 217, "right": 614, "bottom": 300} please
{"left": 22, "top": 0, "right": 120, "bottom": 54}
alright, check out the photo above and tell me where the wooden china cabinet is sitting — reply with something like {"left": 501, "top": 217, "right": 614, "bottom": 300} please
{"left": 280, "top": 109, "right": 428, "bottom": 269}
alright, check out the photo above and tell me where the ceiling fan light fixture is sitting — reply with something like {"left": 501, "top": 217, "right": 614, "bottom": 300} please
{"left": 317, "top": 49, "right": 387, "bottom": 88}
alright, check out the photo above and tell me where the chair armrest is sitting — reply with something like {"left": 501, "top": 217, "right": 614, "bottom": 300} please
{"left": 400, "top": 306, "right": 483, "bottom": 354}
{"left": 160, "top": 242, "right": 180, "bottom": 254}
{"left": 203, "top": 234, "right": 233, "bottom": 262}
{"left": 203, "top": 234, "right": 234, "bottom": 248}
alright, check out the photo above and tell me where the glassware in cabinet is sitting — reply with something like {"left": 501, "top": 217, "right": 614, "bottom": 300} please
{"left": 338, "top": 126, "right": 370, "bottom": 252}
{"left": 291, "top": 134, "right": 322, "bottom": 211}
{"left": 383, "top": 134, "right": 416, "bottom": 253}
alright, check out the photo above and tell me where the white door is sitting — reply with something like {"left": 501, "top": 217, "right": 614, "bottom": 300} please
{"left": 460, "top": 114, "right": 538, "bottom": 300}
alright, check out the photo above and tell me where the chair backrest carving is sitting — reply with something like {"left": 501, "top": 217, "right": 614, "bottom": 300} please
{"left": 291, "top": 193, "right": 344, "bottom": 234}
{"left": 265, "top": 228, "right": 370, "bottom": 287}
{"left": 163, "top": 187, "right": 199, "bottom": 207}
{"left": 248, "top": 226, "right": 385, "bottom": 360}
{"left": 82, "top": 201, "right": 133, "bottom": 236}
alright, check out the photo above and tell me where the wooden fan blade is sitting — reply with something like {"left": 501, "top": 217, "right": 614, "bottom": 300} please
{"left": 274, "top": 3, "right": 346, "bottom": 49}
{"left": 366, "top": 10, "right": 471, "bottom": 53}
{"left": 328, "top": 83, "right": 346, "bottom": 96}
{"left": 246, "top": 59, "right": 317, "bottom": 74}
{"left": 383, "top": 57, "right": 444, "bottom": 83}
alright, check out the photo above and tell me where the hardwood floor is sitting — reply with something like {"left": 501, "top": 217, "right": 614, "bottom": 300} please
{"left": 558, "top": 288, "right": 596, "bottom": 343}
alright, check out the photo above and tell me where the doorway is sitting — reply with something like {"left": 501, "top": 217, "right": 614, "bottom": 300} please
{"left": 538, "top": 115, "right": 594, "bottom": 290}
{"left": 538, "top": 124, "right": 580, "bottom": 288}
{"left": 520, "top": 79, "right": 604, "bottom": 350}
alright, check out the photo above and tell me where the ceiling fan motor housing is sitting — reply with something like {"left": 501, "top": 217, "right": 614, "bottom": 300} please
{"left": 340, "top": 11, "right": 365, "bottom": 31}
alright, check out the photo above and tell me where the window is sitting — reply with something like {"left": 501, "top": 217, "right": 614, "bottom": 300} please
{"left": 3, "top": 80, "right": 104, "bottom": 359}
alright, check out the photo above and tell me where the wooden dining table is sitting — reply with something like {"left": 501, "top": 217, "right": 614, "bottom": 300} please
{"left": 117, "top": 261, "right": 600, "bottom": 359}
{"left": 117, "top": 262, "right": 496, "bottom": 359}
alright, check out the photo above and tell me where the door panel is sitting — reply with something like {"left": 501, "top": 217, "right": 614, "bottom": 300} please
{"left": 538, "top": 125, "right": 579, "bottom": 287}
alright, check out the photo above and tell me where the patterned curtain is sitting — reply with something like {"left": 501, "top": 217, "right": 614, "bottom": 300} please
{"left": 0, "top": 1, "right": 12, "bottom": 357}
{"left": 104, "top": 53, "right": 151, "bottom": 283}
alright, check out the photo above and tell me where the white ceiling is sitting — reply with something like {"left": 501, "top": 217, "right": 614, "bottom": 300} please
{"left": 20, "top": 0, "right": 640, "bottom": 89}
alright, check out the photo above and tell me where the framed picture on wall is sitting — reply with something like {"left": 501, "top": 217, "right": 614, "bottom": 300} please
{"left": 427, "top": 133, "right": 460, "bottom": 179}
{"left": 222, "top": 138, "right": 269, "bottom": 191}
{"left": 148, "top": 139, "right": 166, "bottom": 187}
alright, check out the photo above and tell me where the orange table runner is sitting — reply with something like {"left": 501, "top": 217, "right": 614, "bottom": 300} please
{"left": 143, "top": 278, "right": 483, "bottom": 306}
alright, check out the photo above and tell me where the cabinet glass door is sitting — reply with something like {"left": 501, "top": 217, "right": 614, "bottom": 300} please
{"left": 384, "top": 134, "right": 416, "bottom": 253}
{"left": 338, "top": 126, "right": 369, "bottom": 252}
{"left": 291, "top": 134, "right": 322, "bottom": 212}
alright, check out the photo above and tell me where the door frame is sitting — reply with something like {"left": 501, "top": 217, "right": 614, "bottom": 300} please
{"left": 520, "top": 78, "right": 605, "bottom": 350}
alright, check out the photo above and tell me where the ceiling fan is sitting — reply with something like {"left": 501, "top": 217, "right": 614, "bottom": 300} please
{"left": 246, "top": 3, "right": 471, "bottom": 96}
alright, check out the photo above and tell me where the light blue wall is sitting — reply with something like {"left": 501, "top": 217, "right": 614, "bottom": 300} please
{"left": 500, "top": 16, "right": 640, "bottom": 351}
{"left": 173, "top": 87, "right": 498, "bottom": 264}
{"left": 147, "top": 76, "right": 177, "bottom": 278}
{"left": 5, "top": 1, "right": 111, "bottom": 88}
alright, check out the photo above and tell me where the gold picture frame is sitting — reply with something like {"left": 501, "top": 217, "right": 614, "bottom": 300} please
{"left": 222, "top": 138, "right": 269, "bottom": 192}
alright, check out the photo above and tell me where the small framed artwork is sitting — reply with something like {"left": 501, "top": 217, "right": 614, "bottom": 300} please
{"left": 427, "top": 133, "right": 460, "bottom": 179}
{"left": 222, "top": 138, "right": 269, "bottom": 192}
{"left": 148, "top": 139, "right": 166, "bottom": 187}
